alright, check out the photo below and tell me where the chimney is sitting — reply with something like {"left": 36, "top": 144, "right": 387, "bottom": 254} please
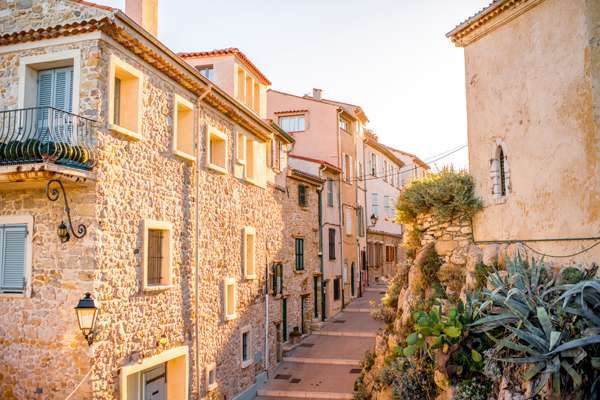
{"left": 125, "top": 0, "right": 158, "bottom": 37}
{"left": 312, "top": 88, "right": 322, "bottom": 100}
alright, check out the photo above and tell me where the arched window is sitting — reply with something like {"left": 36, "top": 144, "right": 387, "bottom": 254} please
{"left": 498, "top": 146, "right": 506, "bottom": 196}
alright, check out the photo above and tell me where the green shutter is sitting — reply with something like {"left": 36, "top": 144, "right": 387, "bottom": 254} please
{"left": 1, "top": 224, "right": 27, "bottom": 293}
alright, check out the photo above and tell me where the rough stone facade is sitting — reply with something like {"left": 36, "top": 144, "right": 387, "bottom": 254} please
{"left": 0, "top": 1, "right": 293, "bottom": 399}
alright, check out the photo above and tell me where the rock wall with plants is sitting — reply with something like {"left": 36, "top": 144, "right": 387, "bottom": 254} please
{"left": 355, "top": 170, "right": 600, "bottom": 400}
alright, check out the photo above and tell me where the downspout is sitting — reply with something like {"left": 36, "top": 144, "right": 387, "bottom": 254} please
{"left": 195, "top": 85, "right": 212, "bottom": 396}
{"left": 317, "top": 178, "right": 325, "bottom": 322}
{"left": 336, "top": 108, "right": 345, "bottom": 310}
{"left": 264, "top": 248, "right": 269, "bottom": 374}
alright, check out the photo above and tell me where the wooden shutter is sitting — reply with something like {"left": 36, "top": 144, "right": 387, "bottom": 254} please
{"left": 327, "top": 179, "right": 334, "bottom": 207}
{"left": 298, "top": 185, "right": 306, "bottom": 207}
{"left": 328, "top": 228, "right": 336, "bottom": 260}
{"left": 1, "top": 224, "right": 27, "bottom": 293}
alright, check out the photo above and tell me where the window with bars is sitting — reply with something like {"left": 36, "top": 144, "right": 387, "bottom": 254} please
{"left": 143, "top": 220, "right": 172, "bottom": 289}
{"left": 272, "top": 262, "right": 283, "bottom": 295}
{"left": 241, "top": 326, "right": 252, "bottom": 368}
{"left": 298, "top": 184, "right": 307, "bottom": 207}
{"left": 385, "top": 245, "right": 396, "bottom": 263}
{"left": 333, "top": 277, "right": 341, "bottom": 300}
{"left": 295, "top": 238, "right": 304, "bottom": 271}
{"left": 147, "top": 229, "right": 164, "bottom": 285}
{"left": 328, "top": 228, "right": 336, "bottom": 260}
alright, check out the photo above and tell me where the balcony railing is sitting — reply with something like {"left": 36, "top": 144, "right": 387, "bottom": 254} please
{"left": 0, "top": 107, "right": 96, "bottom": 170}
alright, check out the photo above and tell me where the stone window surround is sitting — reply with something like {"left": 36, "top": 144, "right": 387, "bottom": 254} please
{"left": 119, "top": 345, "right": 189, "bottom": 400}
{"left": 108, "top": 54, "right": 144, "bottom": 141}
{"left": 224, "top": 277, "right": 237, "bottom": 321}
{"left": 172, "top": 94, "right": 196, "bottom": 162}
{"left": 142, "top": 219, "right": 173, "bottom": 292}
{"left": 205, "top": 362, "right": 218, "bottom": 392}
{"left": 0, "top": 215, "right": 33, "bottom": 298}
{"left": 207, "top": 126, "right": 229, "bottom": 174}
{"left": 17, "top": 49, "right": 81, "bottom": 114}
{"left": 490, "top": 138, "right": 511, "bottom": 204}
{"left": 242, "top": 226, "right": 256, "bottom": 280}
{"left": 240, "top": 324, "right": 253, "bottom": 368}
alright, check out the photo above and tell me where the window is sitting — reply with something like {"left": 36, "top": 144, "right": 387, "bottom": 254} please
{"left": 37, "top": 67, "right": 73, "bottom": 114}
{"left": 344, "top": 207, "right": 352, "bottom": 236}
{"left": 384, "top": 196, "right": 394, "bottom": 217}
{"left": 279, "top": 115, "right": 305, "bottom": 132}
{"left": 339, "top": 118, "right": 348, "bottom": 131}
{"left": 0, "top": 216, "right": 32, "bottom": 296}
{"left": 195, "top": 65, "right": 215, "bottom": 81}
{"left": 370, "top": 153, "right": 377, "bottom": 176}
{"left": 271, "top": 138, "right": 282, "bottom": 171}
{"left": 243, "top": 227, "right": 256, "bottom": 279}
{"left": 491, "top": 144, "right": 510, "bottom": 198}
{"left": 240, "top": 325, "right": 253, "bottom": 368}
{"left": 344, "top": 154, "right": 353, "bottom": 183}
{"left": 245, "top": 75, "right": 253, "bottom": 108}
{"left": 386, "top": 245, "right": 396, "bottom": 263}
{"left": 383, "top": 160, "right": 388, "bottom": 182}
{"left": 357, "top": 206, "right": 365, "bottom": 237}
{"left": 327, "top": 179, "right": 334, "bottom": 207}
{"left": 357, "top": 161, "right": 363, "bottom": 181}
{"left": 253, "top": 82, "right": 260, "bottom": 113}
{"left": 328, "top": 228, "right": 336, "bottom": 260}
{"left": 237, "top": 67, "right": 245, "bottom": 102}
{"left": 372, "top": 193, "right": 379, "bottom": 217}
{"left": 143, "top": 220, "right": 172, "bottom": 290}
{"left": 224, "top": 277, "right": 237, "bottom": 320}
{"left": 271, "top": 262, "right": 283, "bottom": 295}
{"left": 295, "top": 238, "right": 304, "bottom": 271}
{"left": 207, "top": 127, "right": 228, "bottom": 173}
{"left": 245, "top": 137, "right": 256, "bottom": 180}
{"left": 236, "top": 132, "right": 246, "bottom": 164}
{"left": 172, "top": 95, "right": 195, "bottom": 161}
{"left": 109, "top": 55, "right": 143, "bottom": 140}
{"left": 298, "top": 184, "right": 307, "bottom": 207}
{"left": 206, "top": 362, "right": 217, "bottom": 391}
{"left": 333, "top": 277, "right": 341, "bottom": 301}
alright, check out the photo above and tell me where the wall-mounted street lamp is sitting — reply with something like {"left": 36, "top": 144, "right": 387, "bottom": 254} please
{"left": 75, "top": 293, "right": 98, "bottom": 346}
{"left": 46, "top": 179, "right": 87, "bottom": 243}
{"left": 369, "top": 214, "right": 379, "bottom": 228}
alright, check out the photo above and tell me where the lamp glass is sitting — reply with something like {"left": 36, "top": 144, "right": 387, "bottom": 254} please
{"left": 76, "top": 307, "right": 97, "bottom": 331}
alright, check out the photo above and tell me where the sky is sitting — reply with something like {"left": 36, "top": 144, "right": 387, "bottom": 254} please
{"left": 97, "top": 0, "right": 491, "bottom": 170}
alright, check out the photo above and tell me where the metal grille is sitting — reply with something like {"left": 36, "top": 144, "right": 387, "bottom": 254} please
{"left": 147, "top": 229, "right": 163, "bottom": 285}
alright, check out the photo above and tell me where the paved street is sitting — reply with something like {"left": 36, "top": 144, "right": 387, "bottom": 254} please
{"left": 257, "top": 284, "right": 387, "bottom": 400}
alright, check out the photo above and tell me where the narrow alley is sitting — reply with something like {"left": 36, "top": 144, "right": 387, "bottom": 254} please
{"left": 257, "top": 284, "right": 387, "bottom": 400}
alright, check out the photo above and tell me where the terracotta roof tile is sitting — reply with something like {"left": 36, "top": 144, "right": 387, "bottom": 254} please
{"left": 178, "top": 47, "right": 271, "bottom": 85}
{"left": 274, "top": 109, "right": 308, "bottom": 115}
{"left": 71, "top": 0, "right": 116, "bottom": 12}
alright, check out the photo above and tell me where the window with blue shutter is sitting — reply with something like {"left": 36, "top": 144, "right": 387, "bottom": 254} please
{"left": 0, "top": 224, "right": 28, "bottom": 294}
{"left": 37, "top": 67, "right": 74, "bottom": 141}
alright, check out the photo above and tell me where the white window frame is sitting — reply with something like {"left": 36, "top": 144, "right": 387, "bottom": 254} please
{"left": 108, "top": 55, "right": 144, "bottom": 141}
{"left": 278, "top": 114, "right": 306, "bottom": 133}
{"left": 18, "top": 50, "right": 81, "bottom": 114}
{"left": 0, "top": 215, "right": 33, "bottom": 298}
{"left": 243, "top": 226, "right": 256, "bottom": 280}
{"left": 240, "top": 325, "right": 253, "bottom": 368}
{"left": 142, "top": 219, "right": 173, "bottom": 291}
{"left": 224, "top": 277, "right": 237, "bottom": 321}
{"left": 207, "top": 127, "right": 228, "bottom": 174}
{"left": 172, "top": 94, "right": 196, "bottom": 162}
{"left": 205, "top": 362, "right": 218, "bottom": 392}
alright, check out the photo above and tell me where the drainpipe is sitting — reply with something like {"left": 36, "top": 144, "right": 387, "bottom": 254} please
{"left": 361, "top": 141, "right": 369, "bottom": 292}
{"left": 264, "top": 249, "right": 269, "bottom": 374}
{"left": 335, "top": 108, "right": 345, "bottom": 310}
{"left": 195, "top": 85, "right": 212, "bottom": 396}
{"left": 317, "top": 182, "right": 325, "bottom": 322}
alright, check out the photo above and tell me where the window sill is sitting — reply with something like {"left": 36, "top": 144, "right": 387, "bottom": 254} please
{"left": 225, "top": 313, "right": 238, "bottom": 321}
{"left": 294, "top": 269, "right": 305, "bottom": 274}
{"left": 173, "top": 149, "right": 196, "bottom": 162}
{"left": 245, "top": 274, "right": 257, "bottom": 280}
{"left": 143, "top": 284, "right": 172, "bottom": 292}
{"left": 241, "top": 360, "right": 253, "bottom": 369}
{"left": 492, "top": 196, "right": 508, "bottom": 205}
{"left": 207, "top": 383, "right": 218, "bottom": 392}
{"left": 243, "top": 176, "right": 266, "bottom": 189}
{"left": 207, "top": 163, "right": 228, "bottom": 175}
{"left": 235, "top": 158, "right": 246, "bottom": 165}
{"left": 110, "top": 123, "right": 142, "bottom": 141}
{"left": 0, "top": 291, "right": 29, "bottom": 299}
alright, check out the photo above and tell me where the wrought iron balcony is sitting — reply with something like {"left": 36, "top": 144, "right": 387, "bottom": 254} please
{"left": 0, "top": 107, "right": 96, "bottom": 170}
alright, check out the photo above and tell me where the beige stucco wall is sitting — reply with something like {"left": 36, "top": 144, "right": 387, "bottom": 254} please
{"left": 464, "top": 0, "right": 600, "bottom": 263}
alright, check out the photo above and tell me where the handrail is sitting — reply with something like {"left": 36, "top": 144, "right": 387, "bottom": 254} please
{"left": 0, "top": 107, "right": 96, "bottom": 170}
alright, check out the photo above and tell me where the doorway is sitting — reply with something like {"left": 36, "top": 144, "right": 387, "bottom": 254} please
{"left": 143, "top": 364, "right": 166, "bottom": 400}
{"left": 351, "top": 262, "right": 356, "bottom": 297}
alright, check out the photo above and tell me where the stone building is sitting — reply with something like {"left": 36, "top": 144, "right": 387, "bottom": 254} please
{"left": 0, "top": 0, "right": 296, "bottom": 399}
{"left": 447, "top": 0, "right": 600, "bottom": 264}
{"left": 363, "top": 131, "right": 405, "bottom": 283}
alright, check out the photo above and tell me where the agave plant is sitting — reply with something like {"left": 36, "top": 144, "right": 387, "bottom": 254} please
{"left": 469, "top": 256, "right": 600, "bottom": 397}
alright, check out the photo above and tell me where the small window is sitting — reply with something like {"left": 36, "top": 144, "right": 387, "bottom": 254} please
{"left": 206, "top": 362, "right": 217, "bottom": 391}
{"left": 241, "top": 325, "right": 252, "bottom": 368}
{"left": 298, "top": 184, "right": 307, "bottom": 207}
{"left": 339, "top": 118, "right": 348, "bottom": 131}
{"left": 491, "top": 144, "right": 510, "bottom": 198}
{"left": 279, "top": 115, "right": 305, "bottom": 133}
{"left": 344, "top": 207, "right": 352, "bottom": 236}
{"left": 224, "top": 277, "right": 237, "bottom": 320}
{"left": 370, "top": 153, "right": 377, "bottom": 176}
{"left": 499, "top": 147, "right": 506, "bottom": 196}
{"left": 173, "top": 95, "right": 195, "bottom": 161}
{"left": 243, "top": 227, "right": 256, "bottom": 279}
{"left": 386, "top": 245, "right": 396, "bottom": 263}
{"left": 207, "top": 128, "right": 228, "bottom": 173}
{"left": 333, "top": 277, "right": 341, "bottom": 301}
{"left": 195, "top": 65, "right": 215, "bottom": 81}
{"left": 109, "top": 55, "right": 143, "bottom": 140}
{"left": 271, "top": 262, "right": 283, "bottom": 295}
{"left": 327, "top": 179, "right": 334, "bottom": 207}
{"left": 328, "top": 228, "right": 336, "bottom": 260}
{"left": 143, "top": 220, "right": 172, "bottom": 290}
{"left": 0, "top": 219, "right": 31, "bottom": 295}
{"left": 295, "top": 238, "right": 304, "bottom": 271}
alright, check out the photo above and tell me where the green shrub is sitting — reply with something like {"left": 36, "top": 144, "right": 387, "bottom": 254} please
{"left": 561, "top": 266, "right": 584, "bottom": 284}
{"left": 453, "top": 377, "right": 493, "bottom": 400}
{"left": 379, "top": 358, "right": 437, "bottom": 400}
{"left": 396, "top": 169, "right": 482, "bottom": 225}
